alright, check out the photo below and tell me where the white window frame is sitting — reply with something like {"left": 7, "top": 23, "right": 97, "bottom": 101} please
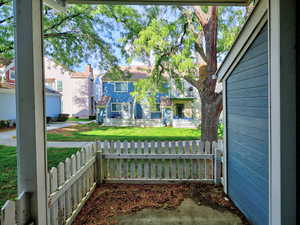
{"left": 9, "top": 70, "right": 16, "bottom": 80}
{"left": 56, "top": 80, "right": 63, "bottom": 92}
{"left": 114, "top": 82, "right": 128, "bottom": 93}
{"left": 111, "top": 103, "right": 123, "bottom": 112}
{"left": 152, "top": 103, "right": 161, "bottom": 113}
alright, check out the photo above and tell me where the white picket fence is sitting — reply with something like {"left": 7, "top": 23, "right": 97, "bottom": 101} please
{"left": 98, "top": 140, "right": 223, "bottom": 184}
{"left": 0, "top": 140, "right": 224, "bottom": 225}
{"left": 0, "top": 143, "right": 98, "bottom": 225}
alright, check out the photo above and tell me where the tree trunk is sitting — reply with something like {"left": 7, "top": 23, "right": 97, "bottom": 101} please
{"left": 200, "top": 97, "right": 223, "bottom": 142}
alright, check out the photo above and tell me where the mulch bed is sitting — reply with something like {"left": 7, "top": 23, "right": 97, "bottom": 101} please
{"left": 73, "top": 183, "right": 251, "bottom": 225}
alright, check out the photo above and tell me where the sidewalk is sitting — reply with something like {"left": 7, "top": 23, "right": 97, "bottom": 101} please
{"left": 0, "top": 121, "right": 93, "bottom": 148}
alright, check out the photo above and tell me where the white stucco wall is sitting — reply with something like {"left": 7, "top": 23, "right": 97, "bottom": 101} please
{"left": 71, "top": 78, "right": 90, "bottom": 117}
{"left": 44, "top": 58, "right": 91, "bottom": 117}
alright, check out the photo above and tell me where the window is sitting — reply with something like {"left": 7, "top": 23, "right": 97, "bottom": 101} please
{"left": 114, "top": 82, "right": 128, "bottom": 92}
{"left": 111, "top": 103, "right": 122, "bottom": 112}
{"left": 9, "top": 70, "right": 15, "bottom": 80}
{"left": 56, "top": 80, "right": 63, "bottom": 92}
{"left": 155, "top": 104, "right": 161, "bottom": 112}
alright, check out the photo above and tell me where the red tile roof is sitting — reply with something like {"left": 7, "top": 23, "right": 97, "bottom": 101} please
{"left": 97, "top": 96, "right": 111, "bottom": 107}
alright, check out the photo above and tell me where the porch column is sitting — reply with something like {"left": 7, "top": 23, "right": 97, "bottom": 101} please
{"left": 269, "top": 0, "right": 296, "bottom": 224}
{"left": 14, "top": 0, "right": 48, "bottom": 224}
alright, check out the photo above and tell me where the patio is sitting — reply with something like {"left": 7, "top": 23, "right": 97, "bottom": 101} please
{"left": 2, "top": 0, "right": 297, "bottom": 224}
{"left": 72, "top": 184, "right": 248, "bottom": 225}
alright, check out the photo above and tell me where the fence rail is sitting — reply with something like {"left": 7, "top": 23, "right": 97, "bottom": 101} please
{"left": 0, "top": 140, "right": 224, "bottom": 225}
{"left": 97, "top": 140, "right": 223, "bottom": 184}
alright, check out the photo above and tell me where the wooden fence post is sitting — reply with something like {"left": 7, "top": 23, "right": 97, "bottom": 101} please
{"left": 214, "top": 148, "right": 222, "bottom": 184}
{"left": 96, "top": 142, "right": 103, "bottom": 184}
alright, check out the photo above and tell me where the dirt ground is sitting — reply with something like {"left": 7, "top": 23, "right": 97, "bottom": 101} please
{"left": 73, "top": 184, "right": 251, "bottom": 225}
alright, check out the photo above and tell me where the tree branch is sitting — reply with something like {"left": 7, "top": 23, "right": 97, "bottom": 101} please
{"left": 195, "top": 37, "right": 207, "bottom": 63}
{"left": 0, "top": 0, "right": 10, "bottom": 7}
{"left": 0, "top": 16, "right": 13, "bottom": 24}
{"left": 44, "top": 32, "right": 75, "bottom": 38}
{"left": 44, "top": 13, "right": 82, "bottom": 33}
{"left": 183, "top": 76, "right": 199, "bottom": 89}
{"left": 193, "top": 6, "right": 208, "bottom": 27}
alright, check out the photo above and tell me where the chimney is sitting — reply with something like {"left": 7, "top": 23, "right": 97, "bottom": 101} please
{"left": 85, "top": 64, "right": 93, "bottom": 75}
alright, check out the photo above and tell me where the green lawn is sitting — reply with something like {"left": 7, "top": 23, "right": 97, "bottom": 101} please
{"left": 67, "top": 117, "right": 94, "bottom": 122}
{"left": 0, "top": 145, "right": 79, "bottom": 207}
{"left": 47, "top": 123, "right": 201, "bottom": 141}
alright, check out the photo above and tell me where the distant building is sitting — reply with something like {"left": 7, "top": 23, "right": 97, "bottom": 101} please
{"left": 96, "top": 66, "right": 202, "bottom": 128}
{"left": 44, "top": 58, "right": 96, "bottom": 118}
{"left": 0, "top": 63, "right": 61, "bottom": 123}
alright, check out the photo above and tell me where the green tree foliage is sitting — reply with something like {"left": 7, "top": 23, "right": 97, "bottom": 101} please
{"left": 0, "top": 2, "right": 141, "bottom": 69}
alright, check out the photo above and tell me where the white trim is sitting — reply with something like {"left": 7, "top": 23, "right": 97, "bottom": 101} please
{"left": 113, "top": 81, "right": 129, "bottom": 93}
{"left": 222, "top": 81, "right": 228, "bottom": 194}
{"left": 111, "top": 102, "right": 129, "bottom": 112}
{"left": 44, "top": 0, "right": 66, "bottom": 11}
{"left": 3, "top": 63, "right": 14, "bottom": 75}
{"left": 269, "top": 0, "right": 296, "bottom": 224}
{"left": 217, "top": 0, "right": 268, "bottom": 81}
{"left": 66, "top": 0, "right": 249, "bottom": 5}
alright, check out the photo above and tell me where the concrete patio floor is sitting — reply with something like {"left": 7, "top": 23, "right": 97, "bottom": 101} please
{"left": 115, "top": 198, "right": 243, "bottom": 225}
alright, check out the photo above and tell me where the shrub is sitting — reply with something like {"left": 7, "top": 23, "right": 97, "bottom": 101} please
{"left": 57, "top": 113, "right": 69, "bottom": 122}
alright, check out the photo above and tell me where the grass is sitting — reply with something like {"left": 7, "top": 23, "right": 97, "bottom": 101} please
{"left": 67, "top": 117, "right": 94, "bottom": 122}
{"left": 0, "top": 145, "right": 79, "bottom": 207}
{"left": 47, "top": 123, "right": 201, "bottom": 142}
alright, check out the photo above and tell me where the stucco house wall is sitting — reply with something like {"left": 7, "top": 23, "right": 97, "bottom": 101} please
{"left": 44, "top": 58, "right": 95, "bottom": 118}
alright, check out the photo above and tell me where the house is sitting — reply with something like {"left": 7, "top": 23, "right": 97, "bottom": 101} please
{"left": 44, "top": 58, "right": 96, "bottom": 118}
{"left": 216, "top": 0, "right": 296, "bottom": 224}
{"left": 96, "top": 66, "right": 202, "bottom": 128}
{"left": 0, "top": 64, "right": 61, "bottom": 125}
{"left": 9, "top": 0, "right": 298, "bottom": 224}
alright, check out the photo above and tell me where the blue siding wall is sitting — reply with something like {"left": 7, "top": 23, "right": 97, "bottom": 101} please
{"left": 226, "top": 24, "right": 268, "bottom": 225}
{"left": 103, "top": 81, "right": 166, "bottom": 119}
{"left": 46, "top": 95, "right": 61, "bottom": 117}
{"left": 0, "top": 93, "right": 16, "bottom": 120}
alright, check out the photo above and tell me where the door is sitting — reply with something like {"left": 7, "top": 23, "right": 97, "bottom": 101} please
{"left": 176, "top": 104, "right": 184, "bottom": 118}
{"left": 121, "top": 103, "right": 131, "bottom": 119}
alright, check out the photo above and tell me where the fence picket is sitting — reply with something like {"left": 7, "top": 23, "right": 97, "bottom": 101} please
{"left": 157, "top": 141, "right": 162, "bottom": 179}
{"left": 170, "top": 141, "right": 177, "bottom": 179}
{"left": 123, "top": 141, "right": 129, "bottom": 178}
{"left": 0, "top": 200, "right": 15, "bottom": 225}
{"left": 114, "top": 141, "right": 121, "bottom": 179}
{"left": 178, "top": 142, "right": 184, "bottom": 179}
{"left": 57, "top": 162, "right": 66, "bottom": 225}
{"left": 144, "top": 141, "right": 150, "bottom": 178}
{"left": 191, "top": 141, "right": 198, "bottom": 179}
{"left": 71, "top": 155, "right": 77, "bottom": 211}
{"left": 184, "top": 142, "right": 190, "bottom": 179}
{"left": 150, "top": 141, "right": 156, "bottom": 179}
{"left": 164, "top": 141, "right": 170, "bottom": 179}
{"left": 137, "top": 142, "right": 143, "bottom": 178}
{"left": 76, "top": 152, "right": 82, "bottom": 202}
{"left": 49, "top": 167, "right": 59, "bottom": 225}
{"left": 64, "top": 158, "right": 72, "bottom": 219}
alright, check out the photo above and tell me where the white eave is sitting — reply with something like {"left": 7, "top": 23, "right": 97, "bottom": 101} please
{"left": 65, "top": 0, "right": 249, "bottom": 5}
{"left": 45, "top": 0, "right": 250, "bottom": 9}
{"left": 217, "top": 0, "right": 268, "bottom": 82}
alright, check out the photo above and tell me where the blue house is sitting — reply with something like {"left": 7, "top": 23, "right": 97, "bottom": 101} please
{"left": 96, "top": 66, "right": 202, "bottom": 128}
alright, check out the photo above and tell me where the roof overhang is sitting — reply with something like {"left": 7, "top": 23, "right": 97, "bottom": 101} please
{"left": 44, "top": 0, "right": 66, "bottom": 11}
{"left": 44, "top": 0, "right": 250, "bottom": 10}
{"left": 65, "top": 0, "right": 249, "bottom": 5}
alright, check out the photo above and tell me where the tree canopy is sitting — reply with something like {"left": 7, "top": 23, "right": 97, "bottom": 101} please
{"left": 0, "top": 1, "right": 141, "bottom": 69}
